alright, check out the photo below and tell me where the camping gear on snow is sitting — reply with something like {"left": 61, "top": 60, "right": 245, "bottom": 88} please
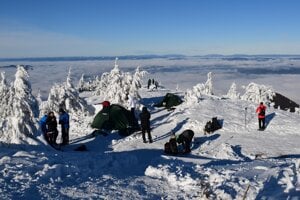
{"left": 204, "top": 117, "right": 222, "bottom": 134}
{"left": 164, "top": 136, "right": 178, "bottom": 155}
{"left": 155, "top": 93, "right": 183, "bottom": 109}
{"left": 176, "top": 130, "right": 194, "bottom": 153}
{"left": 91, "top": 104, "right": 139, "bottom": 136}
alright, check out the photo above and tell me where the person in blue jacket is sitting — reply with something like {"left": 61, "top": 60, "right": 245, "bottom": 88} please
{"left": 59, "top": 108, "right": 70, "bottom": 145}
{"left": 39, "top": 114, "right": 48, "bottom": 135}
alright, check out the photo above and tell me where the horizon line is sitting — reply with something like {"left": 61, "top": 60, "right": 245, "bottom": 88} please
{"left": 1, "top": 53, "right": 300, "bottom": 62}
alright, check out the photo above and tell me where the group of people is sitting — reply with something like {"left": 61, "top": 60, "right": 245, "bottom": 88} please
{"left": 41, "top": 93, "right": 266, "bottom": 154}
{"left": 147, "top": 78, "right": 159, "bottom": 90}
{"left": 39, "top": 108, "right": 70, "bottom": 146}
{"left": 127, "top": 93, "right": 194, "bottom": 153}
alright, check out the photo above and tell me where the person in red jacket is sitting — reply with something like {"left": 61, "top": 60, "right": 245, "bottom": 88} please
{"left": 256, "top": 102, "right": 266, "bottom": 130}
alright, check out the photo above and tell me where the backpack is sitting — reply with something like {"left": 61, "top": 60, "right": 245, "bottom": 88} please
{"left": 164, "top": 138, "right": 178, "bottom": 155}
{"left": 204, "top": 121, "right": 212, "bottom": 133}
{"left": 164, "top": 142, "right": 171, "bottom": 154}
{"left": 259, "top": 108, "right": 265, "bottom": 116}
{"left": 169, "top": 138, "right": 178, "bottom": 154}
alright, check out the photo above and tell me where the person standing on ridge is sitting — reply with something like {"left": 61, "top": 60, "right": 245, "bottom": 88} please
{"left": 39, "top": 113, "right": 48, "bottom": 136}
{"left": 139, "top": 106, "right": 153, "bottom": 143}
{"left": 59, "top": 108, "right": 70, "bottom": 145}
{"left": 256, "top": 102, "right": 266, "bottom": 130}
{"left": 46, "top": 111, "right": 58, "bottom": 145}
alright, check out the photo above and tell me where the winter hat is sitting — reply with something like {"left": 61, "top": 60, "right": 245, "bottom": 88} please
{"left": 102, "top": 101, "right": 110, "bottom": 107}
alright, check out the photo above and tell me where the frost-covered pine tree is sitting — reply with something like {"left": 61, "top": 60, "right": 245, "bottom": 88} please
{"left": 184, "top": 72, "right": 214, "bottom": 104}
{"left": 0, "top": 66, "right": 40, "bottom": 145}
{"left": 127, "top": 66, "right": 147, "bottom": 101}
{"left": 0, "top": 72, "right": 10, "bottom": 117}
{"left": 93, "top": 58, "right": 147, "bottom": 106}
{"left": 224, "top": 82, "right": 240, "bottom": 100}
{"left": 241, "top": 82, "right": 275, "bottom": 104}
{"left": 42, "top": 68, "right": 95, "bottom": 118}
{"left": 204, "top": 72, "right": 213, "bottom": 95}
{"left": 77, "top": 74, "right": 86, "bottom": 92}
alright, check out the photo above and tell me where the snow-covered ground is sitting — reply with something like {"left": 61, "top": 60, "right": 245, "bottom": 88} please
{"left": 0, "top": 56, "right": 300, "bottom": 199}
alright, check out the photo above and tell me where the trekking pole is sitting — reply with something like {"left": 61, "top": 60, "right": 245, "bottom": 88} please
{"left": 244, "top": 107, "right": 247, "bottom": 129}
{"left": 242, "top": 184, "right": 250, "bottom": 200}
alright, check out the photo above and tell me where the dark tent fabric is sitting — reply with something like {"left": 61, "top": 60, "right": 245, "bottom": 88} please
{"left": 155, "top": 93, "right": 183, "bottom": 109}
{"left": 272, "top": 92, "right": 299, "bottom": 112}
{"left": 91, "top": 104, "right": 139, "bottom": 135}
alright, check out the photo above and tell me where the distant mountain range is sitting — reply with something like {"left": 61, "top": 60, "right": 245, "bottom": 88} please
{"left": 1, "top": 54, "right": 300, "bottom": 62}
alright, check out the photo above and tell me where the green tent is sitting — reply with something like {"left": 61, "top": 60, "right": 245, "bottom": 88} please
{"left": 155, "top": 93, "right": 183, "bottom": 109}
{"left": 91, "top": 104, "right": 139, "bottom": 136}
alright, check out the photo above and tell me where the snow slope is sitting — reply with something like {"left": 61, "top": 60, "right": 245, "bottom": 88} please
{"left": 1, "top": 86, "right": 300, "bottom": 199}
{"left": 0, "top": 57, "right": 300, "bottom": 199}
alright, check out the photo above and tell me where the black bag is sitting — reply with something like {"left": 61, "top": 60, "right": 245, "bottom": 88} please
{"left": 164, "top": 142, "right": 171, "bottom": 154}
{"left": 204, "top": 121, "right": 212, "bottom": 133}
{"left": 212, "top": 117, "right": 222, "bottom": 130}
{"left": 259, "top": 109, "right": 265, "bottom": 116}
{"left": 164, "top": 138, "right": 178, "bottom": 155}
{"left": 169, "top": 138, "right": 178, "bottom": 154}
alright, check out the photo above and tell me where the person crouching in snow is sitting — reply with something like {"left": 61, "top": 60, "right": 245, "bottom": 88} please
{"left": 256, "top": 102, "right": 266, "bottom": 130}
{"left": 59, "top": 108, "right": 70, "bottom": 145}
{"left": 176, "top": 130, "right": 194, "bottom": 153}
{"left": 46, "top": 111, "right": 58, "bottom": 145}
{"left": 139, "top": 106, "right": 153, "bottom": 143}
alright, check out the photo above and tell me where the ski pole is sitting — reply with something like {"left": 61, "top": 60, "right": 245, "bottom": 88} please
{"left": 245, "top": 107, "right": 247, "bottom": 129}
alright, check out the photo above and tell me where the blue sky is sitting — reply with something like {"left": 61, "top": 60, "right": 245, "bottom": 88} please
{"left": 0, "top": 0, "right": 300, "bottom": 58}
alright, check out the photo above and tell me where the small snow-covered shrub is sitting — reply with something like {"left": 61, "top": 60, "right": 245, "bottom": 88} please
{"left": 184, "top": 72, "right": 214, "bottom": 104}
{"left": 224, "top": 82, "right": 240, "bottom": 100}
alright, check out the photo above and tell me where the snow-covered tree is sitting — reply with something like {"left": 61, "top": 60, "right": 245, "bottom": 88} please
{"left": 0, "top": 72, "right": 10, "bottom": 117}
{"left": 126, "top": 66, "right": 147, "bottom": 103}
{"left": 42, "top": 68, "right": 95, "bottom": 118}
{"left": 77, "top": 74, "right": 86, "bottom": 92}
{"left": 93, "top": 58, "right": 147, "bottom": 107}
{"left": 184, "top": 72, "right": 214, "bottom": 104}
{"left": 204, "top": 72, "right": 213, "bottom": 95}
{"left": 0, "top": 66, "right": 40, "bottom": 145}
{"left": 241, "top": 82, "right": 275, "bottom": 104}
{"left": 224, "top": 82, "right": 240, "bottom": 100}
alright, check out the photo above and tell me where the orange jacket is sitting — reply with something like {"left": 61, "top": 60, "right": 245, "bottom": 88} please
{"left": 256, "top": 105, "right": 266, "bottom": 119}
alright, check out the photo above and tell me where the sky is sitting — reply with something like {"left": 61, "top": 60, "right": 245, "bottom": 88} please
{"left": 0, "top": 0, "right": 300, "bottom": 58}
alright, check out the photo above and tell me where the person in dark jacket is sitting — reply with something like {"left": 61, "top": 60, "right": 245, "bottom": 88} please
{"left": 39, "top": 114, "right": 48, "bottom": 135}
{"left": 59, "top": 108, "right": 70, "bottom": 145}
{"left": 46, "top": 111, "right": 58, "bottom": 145}
{"left": 256, "top": 102, "right": 266, "bottom": 130}
{"left": 176, "top": 130, "right": 194, "bottom": 153}
{"left": 139, "top": 106, "right": 153, "bottom": 143}
{"left": 147, "top": 79, "right": 151, "bottom": 89}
